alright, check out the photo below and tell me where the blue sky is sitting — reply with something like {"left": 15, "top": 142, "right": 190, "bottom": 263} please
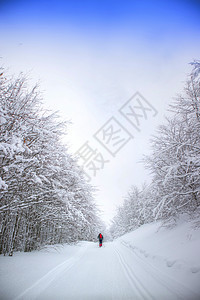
{"left": 0, "top": 0, "right": 200, "bottom": 224}
{"left": 1, "top": 0, "right": 200, "bottom": 37}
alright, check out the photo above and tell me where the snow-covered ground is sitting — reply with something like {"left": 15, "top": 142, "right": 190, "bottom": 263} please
{"left": 1, "top": 217, "right": 200, "bottom": 300}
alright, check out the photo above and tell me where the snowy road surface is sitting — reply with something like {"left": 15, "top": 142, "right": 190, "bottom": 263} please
{"left": 0, "top": 241, "right": 198, "bottom": 300}
{"left": 1, "top": 220, "right": 200, "bottom": 300}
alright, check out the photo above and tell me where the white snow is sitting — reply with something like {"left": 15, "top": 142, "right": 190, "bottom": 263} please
{"left": 0, "top": 218, "right": 200, "bottom": 300}
{"left": 0, "top": 177, "right": 8, "bottom": 190}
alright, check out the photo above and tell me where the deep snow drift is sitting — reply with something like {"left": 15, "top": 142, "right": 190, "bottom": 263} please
{"left": 0, "top": 217, "right": 200, "bottom": 300}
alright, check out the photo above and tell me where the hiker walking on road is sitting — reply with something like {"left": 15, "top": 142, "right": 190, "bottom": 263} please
{"left": 98, "top": 233, "right": 103, "bottom": 247}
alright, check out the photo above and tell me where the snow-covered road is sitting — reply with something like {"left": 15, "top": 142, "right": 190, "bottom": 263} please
{"left": 1, "top": 220, "right": 200, "bottom": 300}
{"left": 7, "top": 241, "right": 198, "bottom": 300}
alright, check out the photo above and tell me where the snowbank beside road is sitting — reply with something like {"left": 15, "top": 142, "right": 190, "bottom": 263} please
{"left": 117, "top": 215, "right": 200, "bottom": 294}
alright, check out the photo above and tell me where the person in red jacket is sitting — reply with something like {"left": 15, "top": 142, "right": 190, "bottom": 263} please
{"left": 98, "top": 233, "right": 103, "bottom": 247}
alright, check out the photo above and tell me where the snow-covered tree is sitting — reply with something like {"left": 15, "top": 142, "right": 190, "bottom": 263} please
{"left": 110, "top": 184, "right": 154, "bottom": 238}
{"left": 110, "top": 60, "right": 200, "bottom": 238}
{"left": 144, "top": 61, "right": 200, "bottom": 220}
{"left": 0, "top": 69, "right": 101, "bottom": 255}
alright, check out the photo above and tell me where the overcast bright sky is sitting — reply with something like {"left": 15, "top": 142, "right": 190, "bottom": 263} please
{"left": 0, "top": 0, "right": 200, "bottom": 224}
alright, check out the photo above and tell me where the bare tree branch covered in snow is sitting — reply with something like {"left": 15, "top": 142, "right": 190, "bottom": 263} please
{"left": 0, "top": 69, "right": 102, "bottom": 255}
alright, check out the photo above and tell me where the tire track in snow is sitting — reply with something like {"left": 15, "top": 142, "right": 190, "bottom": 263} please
{"left": 114, "top": 245, "right": 155, "bottom": 300}
{"left": 120, "top": 241, "right": 200, "bottom": 300}
{"left": 14, "top": 245, "right": 88, "bottom": 300}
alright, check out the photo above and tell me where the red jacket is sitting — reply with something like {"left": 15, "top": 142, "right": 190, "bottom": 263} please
{"left": 98, "top": 233, "right": 103, "bottom": 240}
